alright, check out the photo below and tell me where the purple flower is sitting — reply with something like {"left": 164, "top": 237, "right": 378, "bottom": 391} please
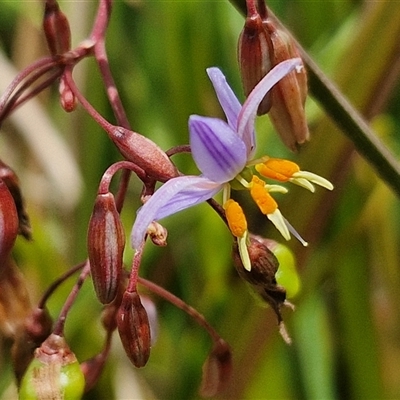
{"left": 130, "top": 58, "right": 332, "bottom": 270}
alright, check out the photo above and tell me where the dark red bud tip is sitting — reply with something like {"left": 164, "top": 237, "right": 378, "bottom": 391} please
{"left": 109, "top": 127, "right": 179, "bottom": 182}
{"left": 87, "top": 192, "right": 125, "bottom": 304}
{"left": 117, "top": 290, "right": 151, "bottom": 368}
{"left": 43, "top": 1, "right": 71, "bottom": 55}
{"left": 199, "top": 339, "right": 232, "bottom": 397}
{"left": 0, "top": 179, "right": 19, "bottom": 266}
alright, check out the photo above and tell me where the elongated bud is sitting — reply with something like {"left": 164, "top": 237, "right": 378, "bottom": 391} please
{"left": 238, "top": 10, "right": 273, "bottom": 114}
{"left": 87, "top": 192, "right": 125, "bottom": 304}
{"left": 0, "top": 180, "right": 19, "bottom": 267}
{"left": 0, "top": 161, "right": 31, "bottom": 240}
{"left": 117, "top": 290, "right": 151, "bottom": 368}
{"left": 18, "top": 334, "right": 85, "bottom": 400}
{"left": 199, "top": 339, "right": 232, "bottom": 397}
{"left": 43, "top": 0, "right": 71, "bottom": 55}
{"left": 264, "top": 20, "right": 309, "bottom": 150}
{"left": 108, "top": 127, "right": 178, "bottom": 182}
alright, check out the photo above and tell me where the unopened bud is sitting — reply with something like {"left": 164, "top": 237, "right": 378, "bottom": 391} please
{"left": 0, "top": 161, "right": 31, "bottom": 240}
{"left": 117, "top": 290, "right": 151, "bottom": 368}
{"left": 59, "top": 75, "right": 77, "bottom": 112}
{"left": 264, "top": 20, "right": 309, "bottom": 150}
{"left": 238, "top": 11, "right": 273, "bottom": 114}
{"left": 108, "top": 127, "right": 179, "bottom": 182}
{"left": 87, "top": 192, "right": 125, "bottom": 304}
{"left": 18, "top": 334, "right": 85, "bottom": 400}
{"left": 43, "top": 1, "right": 71, "bottom": 55}
{"left": 199, "top": 338, "right": 232, "bottom": 398}
{"left": 0, "top": 180, "right": 19, "bottom": 267}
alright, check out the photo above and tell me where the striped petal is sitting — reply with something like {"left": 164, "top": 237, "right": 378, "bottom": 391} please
{"left": 189, "top": 115, "right": 247, "bottom": 184}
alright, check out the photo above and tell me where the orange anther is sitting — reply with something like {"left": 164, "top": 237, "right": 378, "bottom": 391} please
{"left": 224, "top": 199, "right": 247, "bottom": 238}
{"left": 250, "top": 176, "right": 278, "bottom": 214}
{"left": 256, "top": 158, "right": 300, "bottom": 182}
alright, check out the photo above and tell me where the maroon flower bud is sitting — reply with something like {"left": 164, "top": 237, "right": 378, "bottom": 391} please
{"left": 87, "top": 192, "right": 125, "bottom": 304}
{"left": 117, "top": 290, "right": 151, "bottom": 368}
{"left": 264, "top": 20, "right": 309, "bottom": 150}
{"left": 0, "top": 160, "right": 31, "bottom": 240}
{"left": 0, "top": 179, "right": 19, "bottom": 267}
{"left": 18, "top": 334, "right": 85, "bottom": 399}
{"left": 238, "top": 10, "right": 274, "bottom": 115}
{"left": 199, "top": 339, "right": 232, "bottom": 397}
{"left": 108, "top": 127, "right": 179, "bottom": 182}
{"left": 43, "top": 0, "right": 71, "bottom": 55}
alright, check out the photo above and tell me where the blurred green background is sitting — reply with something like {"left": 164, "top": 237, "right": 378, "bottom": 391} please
{"left": 1, "top": 0, "right": 400, "bottom": 399}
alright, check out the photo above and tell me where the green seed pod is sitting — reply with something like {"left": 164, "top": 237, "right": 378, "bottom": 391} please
{"left": 272, "top": 243, "right": 301, "bottom": 299}
{"left": 18, "top": 334, "right": 85, "bottom": 400}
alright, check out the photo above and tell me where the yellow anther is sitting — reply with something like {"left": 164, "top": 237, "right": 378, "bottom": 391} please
{"left": 224, "top": 199, "right": 247, "bottom": 238}
{"left": 250, "top": 176, "right": 278, "bottom": 215}
{"left": 256, "top": 158, "right": 300, "bottom": 182}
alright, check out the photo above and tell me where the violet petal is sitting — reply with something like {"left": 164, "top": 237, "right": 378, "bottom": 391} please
{"left": 131, "top": 176, "right": 221, "bottom": 249}
{"left": 189, "top": 115, "right": 247, "bottom": 183}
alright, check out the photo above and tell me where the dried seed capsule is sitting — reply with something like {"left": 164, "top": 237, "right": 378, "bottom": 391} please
{"left": 117, "top": 290, "right": 151, "bottom": 368}
{"left": 18, "top": 334, "right": 85, "bottom": 400}
{"left": 0, "top": 179, "right": 19, "bottom": 267}
{"left": 87, "top": 192, "right": 125, "bottom": 304}
{"left": 108, "top": 127, "right": 178, "bottom": 182}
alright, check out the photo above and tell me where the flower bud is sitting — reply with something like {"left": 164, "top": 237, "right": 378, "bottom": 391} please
{"left": 117, "top": 290, "right": 151, "bottom": 368}
{"left": 59, "top": 75, "right": 77, "bottom": 113}
{"left": 108, "top": 127, "right": 178, "bottom": 182}
{"left": 238, "top": 11, "right": 273, "bottom": 115}
{"left": 0, "top": 161, "right": 31, "bottom": 240}
{"left": 199, "top": 339, "right": 232, "bottom": 398}
{"left": 264, "top": 20, "right": 309, "bottom": 150}
{"left": 43, "top": 1, "right": 71, "bottom": 55}
{"left": 18, "top": 334, "right": 85, "bottom": 400}
{"left": 87, "top": 192, "right": 125, "bottom": 304}
{"left": 0, "top": 179, "right": 19, "bottom": 267}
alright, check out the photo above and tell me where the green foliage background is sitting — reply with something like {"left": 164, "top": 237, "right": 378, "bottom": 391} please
{"left": 1, "top": 0, "right": 400, "bottom": 399}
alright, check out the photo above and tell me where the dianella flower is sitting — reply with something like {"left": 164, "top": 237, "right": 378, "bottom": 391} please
{"left": 131, "top": 58, "right": 333, "bottom": 271}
